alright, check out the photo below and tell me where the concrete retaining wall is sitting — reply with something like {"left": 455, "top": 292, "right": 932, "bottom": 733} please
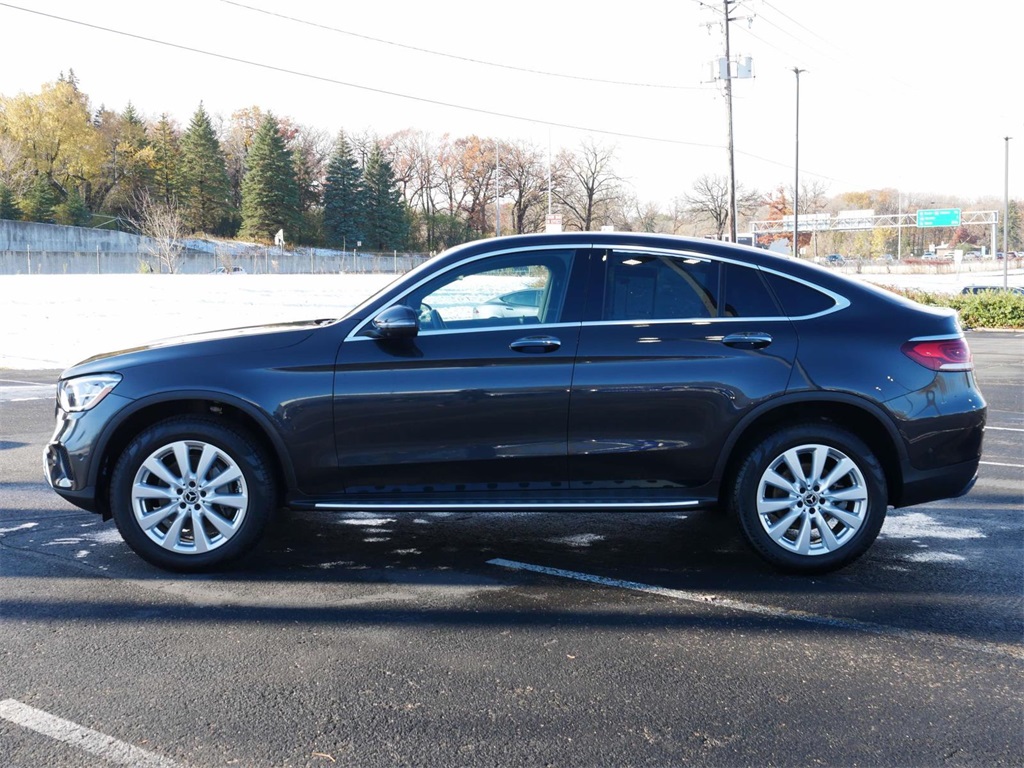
{"left": 2, "top": 249, "right": 426, "bottom": 275}
{"left": 0, "top": 220, "right": 427, "bottom": 274}
{"left": 0, "top": 219, "right": 157, "bottom": 254}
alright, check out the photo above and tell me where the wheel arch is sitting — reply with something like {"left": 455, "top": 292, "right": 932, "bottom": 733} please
{"left": 717, "top": 393, "right": 907, "bottom": 508}
{"left": 90, "top": 391, "right": 294, "bottom": 519}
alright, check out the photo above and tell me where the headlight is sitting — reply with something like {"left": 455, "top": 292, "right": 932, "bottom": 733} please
{"left": 57, "top": 374, "right": 122, "bottom": 412}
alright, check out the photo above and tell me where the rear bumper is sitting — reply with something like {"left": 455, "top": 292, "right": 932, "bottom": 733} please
{"left": 896, "top": 458, "right": 979, "bottom": 508}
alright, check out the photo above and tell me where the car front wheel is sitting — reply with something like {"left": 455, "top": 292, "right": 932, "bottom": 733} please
{"left": 731, "top": 424, "right": 887, "bottom": 574}
{"left": 110, "top": 417, "right": 277, "bottom": 572}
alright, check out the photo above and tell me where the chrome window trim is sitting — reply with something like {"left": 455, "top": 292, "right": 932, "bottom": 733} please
{"left": 345, "top": 241, "right": 851, "bottom": 341}
{"left": 346, "top": 320, "right": 583, "bottom": 342}
{"left": 579, "top": 316, "right": 793, "bottom": 329}
{"left": 755, "top": 264, "right": 851, "bottom": 320}
{"left": 907, "top": 333, "right": 965, "bottom": 342}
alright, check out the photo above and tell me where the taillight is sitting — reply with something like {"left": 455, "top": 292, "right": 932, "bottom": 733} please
{"left": 901, "top": 337, "right": 973, "bottom": 371}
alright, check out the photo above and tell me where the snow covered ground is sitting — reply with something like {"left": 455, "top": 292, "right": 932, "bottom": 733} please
{"left": 1, "top": 266, "right": 1021, "bottom": 372}
{"left": 0, "top": 273, "right": 396, "bottom": 370}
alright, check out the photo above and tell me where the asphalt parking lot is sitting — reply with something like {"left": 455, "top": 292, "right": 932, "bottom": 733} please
{"left": 1, "top": 331, "right": 1021, "bottom": 767}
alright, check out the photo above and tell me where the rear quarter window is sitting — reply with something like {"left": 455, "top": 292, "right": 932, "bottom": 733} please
{"left": 764, "top": 272, "right": 837, "bottom": 317}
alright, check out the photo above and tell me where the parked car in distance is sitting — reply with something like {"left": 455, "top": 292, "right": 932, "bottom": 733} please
{"left": 473, "top": 288, "right": 543, "bottom": 319}
{"left": 961, "top": 285, "right": 1024, "bottom": 296}
{"left": 44, "top": 232, "right": 987, "bottom": 575}
{"left": 825, "top": 253, "right": 845, "bottom": 265}
{"left": 211, "top": 265, "right": 246, "bottom": 274}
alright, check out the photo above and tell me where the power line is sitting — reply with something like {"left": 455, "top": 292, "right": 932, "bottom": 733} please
{"left": 219, "top": 0, "right": 706, "bottom": 91}
{"left": 0, "top": 2, "right": 722, "bottom": 150}
{"left": 0, "top": 1, "right": 843, "bottom": 183}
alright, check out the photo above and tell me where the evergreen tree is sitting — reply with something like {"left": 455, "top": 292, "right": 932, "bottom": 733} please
{"left": 53, "top": 187, "right": 90, "bottom": 225}
{"left": 0, "top": 184, "right": 22, "bottom": 220}
{"left": 150, "top": 114, "right": 181, "bottom": 205}
{"left": 21, "top": 175, "right": 57, "bottom": 223}
{"left": 362, "top": 143, "right": 408, "bottom": 251}
{"left": 239, "top": 114, "right": 301, "bottom": 242}
{"left": 322, "top": 131, "right": 365, "bottom": 249}
{"left": 179, "top": 103, "right": 232, "bottom": 234}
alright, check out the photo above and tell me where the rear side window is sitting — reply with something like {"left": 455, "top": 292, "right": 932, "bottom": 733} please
{"left": 603, "top": 252, "right": 719, "bottom": 321}
{"left": 764, "top": 272, "right": 837, "bottom": 317}
{"left": 722, "top": 263, "right": 781, "bottom": 317}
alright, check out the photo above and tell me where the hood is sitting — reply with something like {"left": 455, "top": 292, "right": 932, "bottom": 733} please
{"left": 62, "top": 318, "right": 333, "bottom": 378}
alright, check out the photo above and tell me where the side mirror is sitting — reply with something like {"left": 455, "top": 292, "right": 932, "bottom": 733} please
{"left": 368, "top": 305, "right": 419, "bottom": 339}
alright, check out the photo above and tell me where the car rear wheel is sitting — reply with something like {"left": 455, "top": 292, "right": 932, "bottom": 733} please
{"left": 731, "top": 424, "right": 887, "bottom": 574}
{"left": 110, "top": 417, "right": 277, "bottom": 572}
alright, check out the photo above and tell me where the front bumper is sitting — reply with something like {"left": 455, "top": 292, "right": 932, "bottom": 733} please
{"left": 43, "top": 392, "right": 132, "bottom": 516}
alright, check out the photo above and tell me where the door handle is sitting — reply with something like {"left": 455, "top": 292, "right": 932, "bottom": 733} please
{"left": 510, "top": 335, "right": 562, "bottom": 353}
{"left": 722, "top": 331, "right": 773, "bottom": 349}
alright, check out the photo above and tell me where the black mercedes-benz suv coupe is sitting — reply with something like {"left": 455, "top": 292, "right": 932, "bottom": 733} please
{"left": 45, "top": 232, "right": 986, "bottom": 574}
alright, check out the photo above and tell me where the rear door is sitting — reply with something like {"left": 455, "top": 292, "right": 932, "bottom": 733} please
{"left": 567, "top": 247, "right": 799, "bottom": 493}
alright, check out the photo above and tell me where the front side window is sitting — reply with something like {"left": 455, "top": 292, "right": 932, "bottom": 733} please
{"left": 603, "top": 252, "right": 719, "bottom": 321}
{"left": 401, "top": 250, "right": 574, "bottom": 332}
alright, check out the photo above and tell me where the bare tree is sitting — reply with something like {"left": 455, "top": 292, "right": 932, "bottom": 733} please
{"left": 553, "top": 139, "right": 622, "bottom": 232}
{"left": 431, "top": 135, "right": 495, "bottom": 238}
{"left": 126, "top": 188, "right": 187, "bottom": 273}
{"left": 683, "top": 173, "right": 761, "bottom": 239}
{"left": 0, "top": 135, "right": 31, "bottom": 196}
{"left": 381, "top": 129, "right": 422, "bottom": 206}
{"left": 499, "top": 139, "right": 547, "bottom": 235}
{"left": 382, "top": 129, "right": 443, "bottom": 249}
{"left": 289, "top": 123, "right": 332, "bottom": 214}
{"left": 611, "top": 193, "right": 665, "bottom": 233}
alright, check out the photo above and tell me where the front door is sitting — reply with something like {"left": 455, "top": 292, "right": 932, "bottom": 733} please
{"left": 334, "top": 247, "right": 585, "bottom": 495}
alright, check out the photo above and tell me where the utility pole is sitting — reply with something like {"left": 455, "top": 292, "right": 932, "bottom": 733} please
{"left": 495, "top": 143, "right": 501, "bottom": 238}
{"left": 706, "top": 1, "right": 753, "bottom": 243}
{"left": 723, "top": 0, "right": 737, "bottom": 243}
{"left": 792, "top": 67, "right": 807, "bottom": 257}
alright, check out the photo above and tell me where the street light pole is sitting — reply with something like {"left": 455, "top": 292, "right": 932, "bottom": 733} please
{"left": 1004, "top": 136, "right": 1011, "bottom": 289}
{"left": 792, "top": 67, "right": 807, "bottom": 258}
{"left": 897, "top": 190, "right": 902, "bottom": 260}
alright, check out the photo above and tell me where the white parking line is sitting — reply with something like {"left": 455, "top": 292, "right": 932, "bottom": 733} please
{"left": 987, "top": 426, "right": 1024, "bottom": 432}
{"left": 0, "top": 699, "right": 180, "bottom": 768}
{"left": 981, "top": 461, "right": 1024, "bottom": 468}
{"left": 487, "top": 559, "right": 1023, "bottom": 659}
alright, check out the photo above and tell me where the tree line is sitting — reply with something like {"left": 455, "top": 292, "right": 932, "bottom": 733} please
{"left": 1, "top": 72, "right": 1020, "bottom": 257}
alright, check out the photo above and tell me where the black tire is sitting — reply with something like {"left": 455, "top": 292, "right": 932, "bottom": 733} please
{"left": 730, "top": 423, "right": 887, "bottom": 574}
{"left": 109, "top": 416, "right": 277, "bottom": 572}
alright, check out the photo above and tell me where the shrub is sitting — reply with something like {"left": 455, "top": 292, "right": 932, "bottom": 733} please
{"left": 881, "top": 286, "right": 1024, "bottom": 329}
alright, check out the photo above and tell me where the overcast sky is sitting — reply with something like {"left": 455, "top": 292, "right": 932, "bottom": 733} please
{"left": 1, "top": 0, "right": 1021, "bottom": 208}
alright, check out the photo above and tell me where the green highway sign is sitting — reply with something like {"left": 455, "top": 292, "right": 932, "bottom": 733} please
{"left": 916, "top": 208, "right": 961, "bottom": 228}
